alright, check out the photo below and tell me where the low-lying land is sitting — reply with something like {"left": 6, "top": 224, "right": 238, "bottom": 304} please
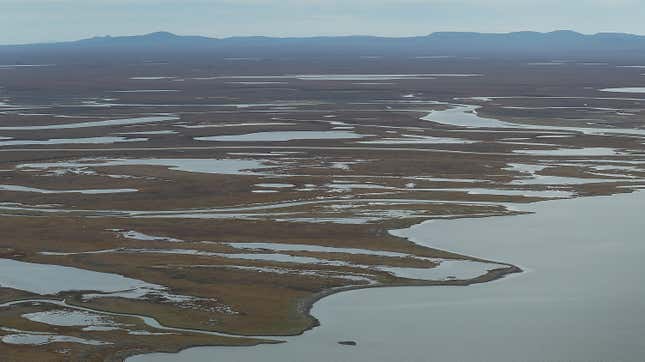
{"left": 0, "top": 53, "right": 644, "bottom": 360}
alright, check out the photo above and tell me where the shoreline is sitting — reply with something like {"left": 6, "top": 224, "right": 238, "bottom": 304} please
{"left": 117, "top": 263, "right": 522, "bottom": 361}
{"left": 0, "top": 255, "right": 522, "bottom": 362}
{"left": 124, "top": 190, "right": 645, "bottom": 362}
{"left": 121, "top": 188, "right": 623, "bottom": 359}
{"left": 118, "top": 265, "right": 522, "bottom": 361}
{"left": 294, "top": 264, "right": 523, "bottom": 337}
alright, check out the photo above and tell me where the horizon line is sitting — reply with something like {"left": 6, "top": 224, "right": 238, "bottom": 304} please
{"left": 2, "top": 29, "right": 644, "bottom": 47}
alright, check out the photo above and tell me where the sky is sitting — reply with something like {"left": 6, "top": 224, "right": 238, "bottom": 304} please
{"left": 1, "top": 0, "right": 644, "bottom": 45}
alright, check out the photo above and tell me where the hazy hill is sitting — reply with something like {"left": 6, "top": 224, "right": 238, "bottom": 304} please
{"left": 2, "top": 30, "right": 645, "bottom": 61}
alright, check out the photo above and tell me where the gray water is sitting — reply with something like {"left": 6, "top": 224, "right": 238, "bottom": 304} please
{"left": 0, "top": 185, "right": 138, "bottom": 194}
{"left": 423, "top": 103, "right": 645, "bottom": 136}
{"left": 359, "top": 135, "right": 474, "bottom": 144}
{"left": 208, "top": 74, "right": 480, "bottom": 81}
{"left": 0, "top": 136, "right": 148, "bottom": 147}
{"left": 129, "top": 191, "right": 645, "bottom": 362}
{"left": 0, "top": 116, "right": 177, "bottom": 130}
{"left": 195, "top": 131, "right": 363, "bottom": 142}
{"left": 600, "top": 87, "right": 645, "bottom": 93}
{"left": 1, "top": 333, "right": 110, "bottom": 346}
{"left": 0, "top": 258, "right": 164, "bottom": 297}
{"left": 18, "top": 158, "right": 272, "bottom": 176}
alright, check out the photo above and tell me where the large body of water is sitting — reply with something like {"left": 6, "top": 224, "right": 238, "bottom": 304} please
{"left": 130, "top": 191, "right": 645, "bottom": 362}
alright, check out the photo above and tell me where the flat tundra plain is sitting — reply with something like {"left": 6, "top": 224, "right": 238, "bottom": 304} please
{"left": 0, "top": 55, "right": 644, "bottom": 361}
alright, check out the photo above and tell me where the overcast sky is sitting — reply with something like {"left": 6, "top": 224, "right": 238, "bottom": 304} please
{"left": 1, "top": 0, "right": 644, "bottom": 44}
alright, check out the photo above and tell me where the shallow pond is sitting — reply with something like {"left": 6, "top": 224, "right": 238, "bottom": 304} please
{"left": 0, "top": 136, "right": 147, "bottom": 147}
{"left": 0, "top": 185, "right": 137, "bottom": 194}
{"left": 195, "top": 131, "right": 363, "bottom": 142}
{"left": 423, "top": 103, "right": 645, "bottom": 136}
{"left": 0, "top": 258, "right": 164, "bottom": 297}
{"left": 422, "top": 105, "right": 515, "bottom": 128}
{"left": 600, "top": 87, "right": 645, "bottom": 93}
{"left": 19, "top": 158, "right": 272, "bottom": 176}
{"left": 0, "top": 116, "right": 177, "bottom": 130}
{"left": 359, "top": 135, "right": 475, "bottom": 144}
{"left": 1, "top": 333, "right": 110, "bottom": 346}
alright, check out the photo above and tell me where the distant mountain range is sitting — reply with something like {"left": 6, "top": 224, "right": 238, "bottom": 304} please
{"left": 2, "top": 30, "right": 645, "bottom": 59}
